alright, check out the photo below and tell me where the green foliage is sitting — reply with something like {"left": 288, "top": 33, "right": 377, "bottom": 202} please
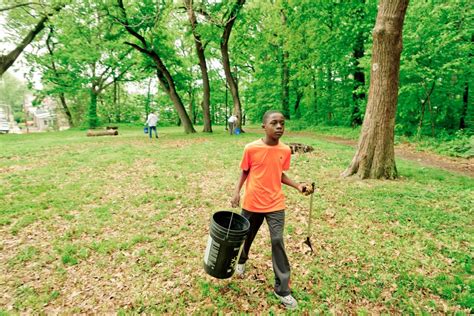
{"left": 0, "top": 72, "right": 27, "bottom": 117}
{"left": 4, "top": 0, "right": 472, "bottom": 141}
{"left": 412, "top": 130, "right": 474, "bottom": 158}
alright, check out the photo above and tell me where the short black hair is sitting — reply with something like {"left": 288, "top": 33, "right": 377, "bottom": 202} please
{"left": 262, "top": 110, "right": 284, "bottom": 124}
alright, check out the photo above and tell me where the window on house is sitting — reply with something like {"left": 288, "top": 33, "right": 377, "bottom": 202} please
{"left": 44, "top": 120, "right": 48, "bottom": 125}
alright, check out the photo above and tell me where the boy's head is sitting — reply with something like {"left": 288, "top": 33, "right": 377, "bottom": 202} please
{"left": 262, "top": 110, "right": 285, "bottom": 140}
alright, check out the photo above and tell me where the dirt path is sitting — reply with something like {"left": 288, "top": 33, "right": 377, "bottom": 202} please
{"left": 311, "top": 134, "right": 473, "bottom": 177}
{"left": 244, "top": 128, "right": 473, "bottom": 177}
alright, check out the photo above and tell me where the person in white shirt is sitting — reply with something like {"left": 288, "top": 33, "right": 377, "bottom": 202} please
{"left": 228, "top": 114, "right": 238, "bottom": 135}
{"left": 146, "top": 112, "right": 159, "bottom": 138}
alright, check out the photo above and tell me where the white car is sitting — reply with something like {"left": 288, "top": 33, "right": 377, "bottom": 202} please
{"left": 0, "top": 120, "right": 9, "bottom": 134}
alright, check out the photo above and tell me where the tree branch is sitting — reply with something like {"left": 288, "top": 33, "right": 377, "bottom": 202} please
{"left": 0, "top": 2, "right": 42, "bottom": 12}
{"left": 116, "top": 0, "right": 148, "bottom": 49}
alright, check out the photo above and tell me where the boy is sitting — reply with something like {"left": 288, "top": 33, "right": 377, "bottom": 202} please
{"left": 231, "top": 110, "right": 313, "bottom": 310}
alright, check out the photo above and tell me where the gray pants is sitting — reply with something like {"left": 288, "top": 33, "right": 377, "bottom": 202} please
{"left": 239, "top": 209, "right": 291, "bottom": 296}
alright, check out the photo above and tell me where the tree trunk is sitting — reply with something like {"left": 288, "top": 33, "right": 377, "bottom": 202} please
{"left": 221, "top": 0, "right": 245, "bottom": 131}
{"left": 118, "top": 0, "right": 195, "bottom": 134}
{"left": 417, "top": 81, "right": 435, "bottom": 137}
{"left": 352, "top": 31, "right": 366, "bottom": 127}
{"left": 45, "top": 27, "right": 74, "bottom": 127}
{"left": 88, "top": 88, "right": 100, "bottom": 129}
{"left": 351, "top": 0, "right": 366, "bottom": 127}
{"left": 460, "top": 81, "right": 468, "bottom": 129}
{"left": 58, "top": 93, "right": 73, "bottom": 126}
{"left": 185, "top": 0, "right": 212, "bottom": 132}
{"left": 342, "top": 0, "right": 409, "bottom": 179}
{"left": 151, "top": 52, "right": 196, "bottom": 133}
{"left": 294, "top": 89, "right": 303, "bottom": 118}
{"left": 145, "top": 77, "right": 152, "bottom": 121}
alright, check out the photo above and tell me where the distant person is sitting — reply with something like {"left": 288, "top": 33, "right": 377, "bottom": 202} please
{"left": 231, "top": 110, "right": 314, "bottom": 310}
{"left": 228, "top": 114, "right": 237, "bottom": 135}
{"left": 146, "top": 112, "right": 158, "bottom": 139}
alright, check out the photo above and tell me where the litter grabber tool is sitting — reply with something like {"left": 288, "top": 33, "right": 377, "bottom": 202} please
{"left": 303, "top": 182, "right": 316, "bottom": 253}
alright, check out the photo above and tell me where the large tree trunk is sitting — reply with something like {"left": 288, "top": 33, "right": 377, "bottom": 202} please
{"left": 221, "top": 0, "right": 245, "bottom": 131}
{"left": 185, "top": 0, "right": 212, "bottom": 132}
{"left": 342, "top": 0, "right": 409, "bottom": 179}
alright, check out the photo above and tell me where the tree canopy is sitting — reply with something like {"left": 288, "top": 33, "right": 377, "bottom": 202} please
{"left": 0, "top": 0, "right": 471, "bottom": 136}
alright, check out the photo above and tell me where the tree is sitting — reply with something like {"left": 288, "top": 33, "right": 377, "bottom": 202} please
{"left": 43, "top": 27, "right": 73, "bottom": 126}
{"left": 0, "top": 2, "right": 64, "bottom": 76}
{"left": 342, "top": 0, "right": 409, "bottom": 179}
{"left": 30, "top": 1, "right": 136, "bottom": 129}
{"left": 184, "top": 0, "right": 212, "bottom": 132}
{"left": 219, "top": 0, "right": 246, "bottom": 131}
{"left": 113, "top": 0, "right": 196, "bottom": 134}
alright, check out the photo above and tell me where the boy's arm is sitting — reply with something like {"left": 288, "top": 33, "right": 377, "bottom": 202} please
{"left": 282, "top": 172, "right": 313, "bottom": 195}
{"left": 231, "top": 169, "right": 249, "bottom": 208}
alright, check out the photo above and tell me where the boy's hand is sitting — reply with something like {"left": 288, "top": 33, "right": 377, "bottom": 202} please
{"left": 299, "top": 182, "right": 315, "bottom": 196}
{"left": 231, "top": 193, "right": 240, "bottom": 208}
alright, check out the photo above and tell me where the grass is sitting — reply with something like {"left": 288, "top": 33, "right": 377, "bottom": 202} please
{"left": 0, "top": 125, "right": 472, "bottom": 314}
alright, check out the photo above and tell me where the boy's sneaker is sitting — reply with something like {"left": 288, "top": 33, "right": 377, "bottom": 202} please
{"left": 235, "top": 263, "right": 245, "bottom": 277}
{"left": 274, "top": 292, "right": 298, "bottom": 310}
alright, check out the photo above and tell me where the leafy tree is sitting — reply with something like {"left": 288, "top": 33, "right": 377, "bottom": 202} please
{"left": 110, "top": 0, "right": 196, "bottom": 133}
{"left": 0, "top": 1, "right": 65, "bottom": 76}
{"left": 184, "top": 0, "right": 212, "bottom": 132}
{"left": 28, "top": 1, "right": 136, "bottom": 129}
{"left": 0, "top": 71, "right": 27, "bottom": 119}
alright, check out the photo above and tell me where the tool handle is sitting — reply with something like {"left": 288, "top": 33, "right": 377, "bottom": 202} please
{"left": 307, "top": 182, "right": 315, "bottom": 236}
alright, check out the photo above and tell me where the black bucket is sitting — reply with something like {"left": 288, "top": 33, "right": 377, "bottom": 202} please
{"left": 203, "top": 211, "right": 250, "bottom": 279}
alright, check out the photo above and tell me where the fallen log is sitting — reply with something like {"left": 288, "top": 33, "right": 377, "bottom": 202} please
{"left": 87, "top": 129, "right": 118, "bottom": 137}
{"left": 288, "top": 143, "right": 314, "bottom": 154}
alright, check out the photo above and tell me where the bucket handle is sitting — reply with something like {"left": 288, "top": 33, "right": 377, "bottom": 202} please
{"left": 226, "top": 211, "right": 235, "bottom": 239}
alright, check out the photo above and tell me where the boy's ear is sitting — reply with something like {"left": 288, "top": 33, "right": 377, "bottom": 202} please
{"left": 261, "top": 123, "right": 265, "bottom": 129}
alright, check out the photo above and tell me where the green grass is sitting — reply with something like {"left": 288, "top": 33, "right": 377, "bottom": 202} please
{"left": 0, "top": 125, "right": 472, "bottom": 313}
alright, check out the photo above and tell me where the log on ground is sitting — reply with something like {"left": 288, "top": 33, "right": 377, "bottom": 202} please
{"left": 86, "top": 130, "right": 118, "bottom": 137}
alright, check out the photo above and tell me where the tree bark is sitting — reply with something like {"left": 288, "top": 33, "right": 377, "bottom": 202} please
{"left": 342, "top": 0, "right": 409, "bottom": 179}
{"left": 185, "top": 0, "right": 212, "bottom": 132}
{"left": 220, "top": 0, "right": 245, "bottom": 131}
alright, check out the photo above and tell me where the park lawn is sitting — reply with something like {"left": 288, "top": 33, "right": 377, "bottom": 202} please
{"left": 0, "top": 126, "right": 472, "bottom": 314}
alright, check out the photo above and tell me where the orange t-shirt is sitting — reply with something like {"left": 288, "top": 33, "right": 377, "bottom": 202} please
{"left": 240, "top": 139, "right": 291, "bottom": 213}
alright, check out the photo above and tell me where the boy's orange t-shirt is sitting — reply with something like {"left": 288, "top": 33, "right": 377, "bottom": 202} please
{"left": 240, "top": 139, "right": 292, "bottom": 213}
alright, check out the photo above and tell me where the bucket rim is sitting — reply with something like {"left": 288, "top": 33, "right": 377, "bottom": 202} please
{"left": 212, "top": 210, "right": 250, "bottom": 233}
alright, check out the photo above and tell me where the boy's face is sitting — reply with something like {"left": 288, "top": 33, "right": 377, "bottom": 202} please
{"left": 262, "top": 112, "right": 285, "bottom": 140}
